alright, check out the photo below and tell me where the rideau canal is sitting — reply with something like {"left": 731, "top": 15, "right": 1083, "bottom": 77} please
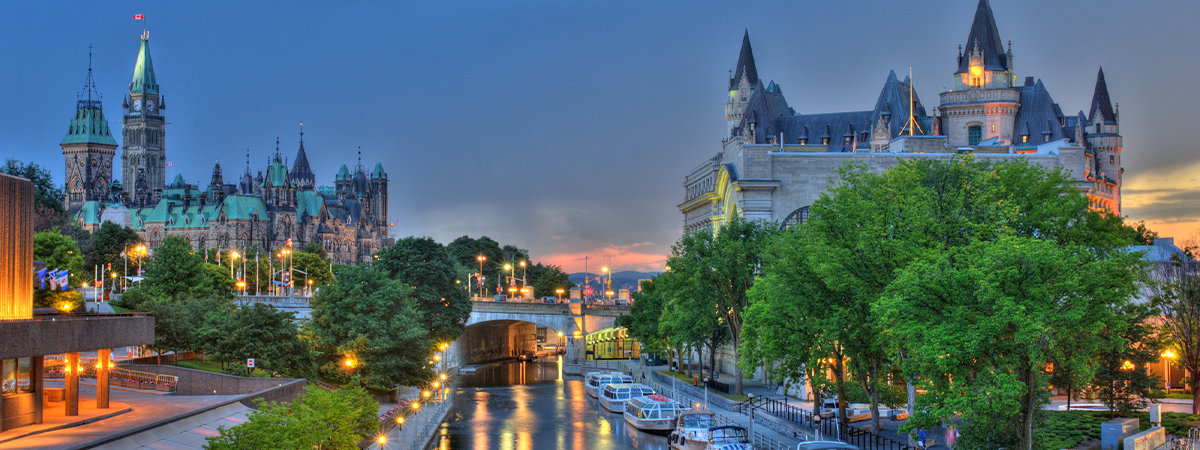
{"left": 427, "top": 357, "right": 669, "bottom": 450}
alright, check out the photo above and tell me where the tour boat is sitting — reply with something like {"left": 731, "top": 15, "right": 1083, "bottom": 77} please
{"left": 624, "top": 394, "right": 685, "bottom": 433}
{"left": 704, "top": 425, "right": 752, "bottom": 450}
{"left": 584, "top": 372, "right": 633, "bottom": 398}
{"left": 599, "top": 383, "right": 656, "bottom": 413}
{"left": 668, "top": 409, "right": 719, "bottom": 450}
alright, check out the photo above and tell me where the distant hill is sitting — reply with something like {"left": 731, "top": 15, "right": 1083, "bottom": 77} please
{"left": 568, "top": 271, "right": 660, "bottom": 292}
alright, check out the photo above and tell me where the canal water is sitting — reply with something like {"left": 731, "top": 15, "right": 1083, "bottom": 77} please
{"left": 427, "top": 357, "right": 670, "bottom": 450}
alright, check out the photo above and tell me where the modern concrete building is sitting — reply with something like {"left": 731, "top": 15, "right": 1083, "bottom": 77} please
{"left": 681, "top": 0, "right": 1125, "bottom": 232}
{"left": 0, "top": 173, "right": 153, "bottom": 431}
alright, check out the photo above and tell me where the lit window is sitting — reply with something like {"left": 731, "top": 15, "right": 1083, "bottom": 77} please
{"left": 799, "top": 139, "right": 807, "bottom": 145}
{"left": 821, "top": 138, "right": 829, "bottom": 145}
{"left": 2, "top": 358, "right": 33, "bottom": 394}
{"left": 1109, "top": 155, "right": 1115, "bottom": 164}
{"left": 1021, "top": 136, "right": 1028, "bottom": 143}
{"left": 991, "top": 124, "right": 995, "bottom": 132}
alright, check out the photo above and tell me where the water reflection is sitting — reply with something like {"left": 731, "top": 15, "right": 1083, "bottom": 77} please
{"left": 431, "top": 358, "right": 670, "bottom": 450}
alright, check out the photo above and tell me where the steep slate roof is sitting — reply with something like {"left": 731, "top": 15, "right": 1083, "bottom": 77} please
{"left": 336, "top": 165, "right": 351, "bottom": 181}
{"left": 871, "top": 71, "right": 929, "bottom": 137}
{"left": 290, "top": 141, "right": 316, "bottom": 187}
{"left": 61, "top": 105, "right": 119, "bottom": 146}
{"left": 731, "top": 80, "right": 791, "bottom": 144}
{"left": 130, "top": 37, "right": 159, "bottom": 95}
{"left": 780, "top": 111, "right": 873, "bottom": 152}
{"left": 371, "top": 163, "right": 387, "bottom": 179}
{"left": 1089, "top": 67, "right": 1117, "bottom": 124}
{"left": 1013, "top": 79, "right": 1067, "bottom": 142}
{"left": 956, "top": 0, "right": 1008, "bottom": 74}
{"left": 263, "top": 160, "right": 289, "bottom": 187}
{"left": 730, "top": 30, "right": 759, "bottom": 90}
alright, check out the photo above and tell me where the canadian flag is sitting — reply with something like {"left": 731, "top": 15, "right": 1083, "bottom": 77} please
{"left": 133, "top": 14, "right": 144, "bottom": 20}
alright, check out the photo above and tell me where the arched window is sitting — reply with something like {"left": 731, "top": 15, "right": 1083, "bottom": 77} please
{"left": 779, "top": 206, "right": 810, "bottom": 231}
{"left": 968, "top": 125, "right": 982, "bottom": 145}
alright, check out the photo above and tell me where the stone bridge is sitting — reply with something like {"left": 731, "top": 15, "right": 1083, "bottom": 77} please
{"left": 453, "top": 301, "right": 629, "bottom": 366}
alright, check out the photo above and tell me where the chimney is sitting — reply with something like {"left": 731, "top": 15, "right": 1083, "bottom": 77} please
{"left": 1024, "top": 76, "right": 1034, "bottom": 86}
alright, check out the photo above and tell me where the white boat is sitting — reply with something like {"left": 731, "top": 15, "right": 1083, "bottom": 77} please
{"left": 623, "top": 394, "right": 684, "bottom": 433}
{"left": 668, "top": 409, "right": 718, "bottom": 450}
{"left": 599, "top": 383, "right": 655, "bottom": 413}
{"left": 704, "top": 425, "right": 751, "bottom": 450}
{"left": 584, "top": 372, "right": 633, "bottom": 398}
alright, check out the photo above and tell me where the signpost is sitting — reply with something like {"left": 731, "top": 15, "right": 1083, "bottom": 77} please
{"left": 247, "top": 358, "right": 255, "bottom": 368}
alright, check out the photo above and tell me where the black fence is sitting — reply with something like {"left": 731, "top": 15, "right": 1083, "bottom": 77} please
{"left": 706, "top": 378, "right": 730, "bottom": 394}
{"left": 739, "top": 396, "right": 916, "bottom": 450}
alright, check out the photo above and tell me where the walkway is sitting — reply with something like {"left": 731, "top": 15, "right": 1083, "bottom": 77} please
{"left": 0, "top": 382, "right": 243, "bottom": 450}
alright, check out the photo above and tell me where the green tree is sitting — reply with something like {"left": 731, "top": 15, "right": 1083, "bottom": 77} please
{"left": 2, "top": 159, "right": 65, "bottom": 231}
{"left": 664, "top": 213, "right": 774, "bottom": 395}
{"left": 374, "top": 236, "right": 472, "bottom": 344}
{"left": 528, "top": 263, "right": 575, "bottom": 299}
{"left": 618, "top": 278, "right": 670, "bottom": 364}
{"left": 1089, "top": 302, "right": 1163, "bottom": 417}
{"left": 291, "top": 251, "right": 334, "bottom": 290}
{"left": 308, "top": 265, "right": 433, "bottom": 388}
{"left": 880, "top": 237, "right": 1141, "bottom": 449}
{"left": 742, "top": 224, "right": 854, "bottom": 418}
{"left": 145, "top": 297, "right": 224, "bottom": 364}
{"left": 33, "top": 230, "right": 85, "bottom": 310}
{"left": 301, "top": 241, "right": 329, "bottom": 262}
{"left": 199, "top": 303, "right": 314, "bottom": 378}
{"left": 206, "top": 385, "right": 379, "bottom": 450}
{"left": 1128, "top": 220, "right": 1159, "bottom": 245}
{"left": 446, "top": 235, "right": 505, "bottom": 282}
{"left": 83, "top": 221, "right": 141, "bottom": 277}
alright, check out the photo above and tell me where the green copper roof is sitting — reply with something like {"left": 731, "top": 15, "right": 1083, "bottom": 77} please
{"left": 296, "top": 190, "right": 325, "bottom": 223}
{"left": 130, "top": 37, "right": 159, "bottom": 95}
{"left": 336, "top": 164, "right": 351, "bottom": 180}
{"left": 60, "top": 106, "right": 118, "bottom": 146}
{"left": 76, "top": 201, "right": 103, "bottom": 225}
{"left": 221, "top": 195, "right": 270, "bottom": 221}
{"left": 169, "top": 174, "right": 187, "bottom": 188}
{"left": 263, "top": 160, "right": 289, "bottom": 187}
{"left": 371, "top": 163, "right": 387, "bottom": 179}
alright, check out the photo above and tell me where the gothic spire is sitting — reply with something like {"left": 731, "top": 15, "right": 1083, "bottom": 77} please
{"left": 955, "top": 0, "right": 1007, "bottom": 74}
{"left": 62, "top": 46, "right": 117, "bottom": 147}
{"left": 1089, "top": 67, "right": 1116, "bottom": 124}
{"left": 729, "top": 30, "right": 759, "bottom": 90}
{"left": 290, "top": 121, "right": 315, "bottom": 189}
{"left": 130, "top": 32, "right": 159, "bottom": 95}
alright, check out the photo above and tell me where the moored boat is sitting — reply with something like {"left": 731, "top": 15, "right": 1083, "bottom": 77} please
{"left": 704, "top": 425, "right": 751, "bottom": 450}
{"left": 624, "top": 394, "right": 684, "bottom": 433}
{"left": 584, "top": 371, "right": 633, "bottom": 398}
{"left": 668, "top": 409, "right": 718, "bottom": 450}
{"left": 599, "top": 383, "right": 655, "bottom": 413}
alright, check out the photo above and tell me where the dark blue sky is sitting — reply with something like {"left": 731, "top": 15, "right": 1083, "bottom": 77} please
{"left": 2, "top": 0, "right": 1197, "bottom": 271}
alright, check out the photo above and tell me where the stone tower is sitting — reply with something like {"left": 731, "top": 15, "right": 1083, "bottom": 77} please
{"left": 725, "top": 30, "right": 758, "bottom": 136}
{"left": 1086, "top": 67, "right": 1123, "bottom": 214}
{"left": 121, "top": 32, "right": 167, "bottom": 193}
{"left": 370, "top": 162, "right": 388, "bottom": 228}
{"left": 62, "top": 50, "right": 118, "bottom": 213}
{"left": 938, "top": 0, "right": 1020, "bottom": 146}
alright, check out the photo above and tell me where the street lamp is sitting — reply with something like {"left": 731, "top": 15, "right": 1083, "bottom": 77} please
{"left": 477, "top": 255, "right": 486, "bottom": 300}
{"left": 556, "top": 288, "right": 564, "bottom": 302}
{"left": 1163, "top": 349, "right": 1178, "bottom": 390}
{"left": 229, "top": 251, "right": 239, "bottom": 279}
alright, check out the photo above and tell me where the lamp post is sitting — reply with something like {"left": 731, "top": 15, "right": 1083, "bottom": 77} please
{"left": 229, "top": 251, "right": 239, "bottom": 280}
{"left": 505, "top": 264, "right": 514, "bottom": 298}
{"left": 477, "top": 255, "right": 486, "bottom": 300}
{"left": 556, "top": 288, "right": 564, "bottom": 302}
{"left": 1163, "top": 349, "right": 1178, "bottom": 390}
{"left": 747, "top": 393, "right": 756, "bottom": 441}
{"left": 703, "top": 377, "right": 709, "bottom": 409}
{"left": 520, "top": 260, "right": 527, "bottom": 297}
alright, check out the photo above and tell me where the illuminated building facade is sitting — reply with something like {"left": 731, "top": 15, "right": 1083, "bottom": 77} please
{"left": 63, "top": 33, "right": 392, "bottom": 264}
{"left": 682, "top": 0, "right": 1124, "bottom": 232}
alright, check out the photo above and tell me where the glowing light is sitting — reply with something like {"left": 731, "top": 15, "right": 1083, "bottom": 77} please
{"left": 1163, "top": 349, "right": 1178, "bottom": 359}
{"left": 413, "top": 401, "right": 420, "bottom": 410}
{"left": 423, "top": 390, "right": 431, "bottom": 398}
{"left": 344, "top": 358, "right": 356, "bottom": 368}
{"left": 378, "top": 436, "right": 386, "bottom": 445}
{"left": 440, "top": 373, "right": 447, "bottom": 381}
{"left": 1121, "top": 360, "right": 1136, "bottom": 371}
{"left": 397, "top": 416, "right": 404, "bottom": 424}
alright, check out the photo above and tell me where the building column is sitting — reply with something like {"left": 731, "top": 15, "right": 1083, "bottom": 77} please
{"left": 96, "top": 349, "right": 110, "bottom": 409}
{"left": 65, "top": 352, "right": 79, "bottom": 416}
{"left": 32, "top": 356, "right": 43, "bottom": 424}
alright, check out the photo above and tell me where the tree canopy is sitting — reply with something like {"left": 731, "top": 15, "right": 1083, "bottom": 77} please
{"left": 374, "top": 236, "right": 471, "bottom": 344}
{"left": 307, "top": 265, "right": 433, "bottom": 388}
{"left": 33, "top": 230, "right": 85, "bottom": 310}
{"left": 3, "top": 159, "right": 65, "bottom": 231}
{"left": 206, "top": 385, "right": 378, "bottom": 450}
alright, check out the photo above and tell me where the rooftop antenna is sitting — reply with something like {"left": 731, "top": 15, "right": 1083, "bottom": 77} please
{"left": 357, "top": 147, "right": 362, "bottom": 171}
{"left": 900, "top": 67, "right": 924, "bottom": 136}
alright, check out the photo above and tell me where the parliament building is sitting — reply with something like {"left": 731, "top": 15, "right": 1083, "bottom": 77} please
{"left": 680, "top": 0, "right": 1124, "bottom": 232}
{"left": 60, "top": 32, "right": 391, "bottom": 264}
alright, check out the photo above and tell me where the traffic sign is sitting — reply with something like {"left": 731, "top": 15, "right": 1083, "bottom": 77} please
{"left": 247, "top": 358, "right": 255, "bottom": 368}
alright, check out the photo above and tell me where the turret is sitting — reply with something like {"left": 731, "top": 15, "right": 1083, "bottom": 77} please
{"left": 209, "top": 161, "right": 226, "bottom": 204}
{"left": 953, "top": 0, "right": 1015, "bottom": 90}
{"left": 289, "top": 123, "right": 316, "bottom": 190}
{"left": 725, "top": 30, "right": 759, "bottom": 136}
{"left": 61, "top": 48, "right": 118, "bottom": 213}
{"left": 121, "top": 31, "right": 168, "bottom": 193}
{"left": 370, "top": 163, "right": 388, "bottom": 228}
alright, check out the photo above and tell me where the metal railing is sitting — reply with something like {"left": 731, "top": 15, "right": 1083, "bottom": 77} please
{"left": 43, "top": 359, "right": 177, "bottom": 392}
{"left": 738, "top": 396, "right": 914, "bottom": 450}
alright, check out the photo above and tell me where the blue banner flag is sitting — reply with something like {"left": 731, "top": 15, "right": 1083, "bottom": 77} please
{"left": 36, "top": 268, "right": 47, "bottom": 290}
{"left": 57, "top": 270, "right": 69, "bottom": 291}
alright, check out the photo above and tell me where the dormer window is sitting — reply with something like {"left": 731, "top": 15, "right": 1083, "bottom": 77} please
{"left": 799, "top": 138, "right": 807, "bottom": 145}
{"left": 843, "top": 136, "right": 852, "bottom": 145}
{"left": 821, "top": 138, "right": 829, "bottom": 145}
{"left": 861, "top": 133, "right": 868, "bottom": 142}
{"left": 1021, "top": 135, "right": 1028, "bottom": 143}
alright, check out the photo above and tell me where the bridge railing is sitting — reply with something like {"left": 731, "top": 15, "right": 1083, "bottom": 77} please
{"left": 236, "top": 295, "right": 311, "bottom": 307}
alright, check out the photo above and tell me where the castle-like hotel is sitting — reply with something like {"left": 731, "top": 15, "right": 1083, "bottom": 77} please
{"left": 60, "top": 32, "right": 391, "bottom": 264}
{"left": 681, "top": 0, "right": 1124, "bottom": 232}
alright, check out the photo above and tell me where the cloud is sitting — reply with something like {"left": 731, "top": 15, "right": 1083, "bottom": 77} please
{"left": 538, "top": 243, "right": 668, "bottom": 273}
